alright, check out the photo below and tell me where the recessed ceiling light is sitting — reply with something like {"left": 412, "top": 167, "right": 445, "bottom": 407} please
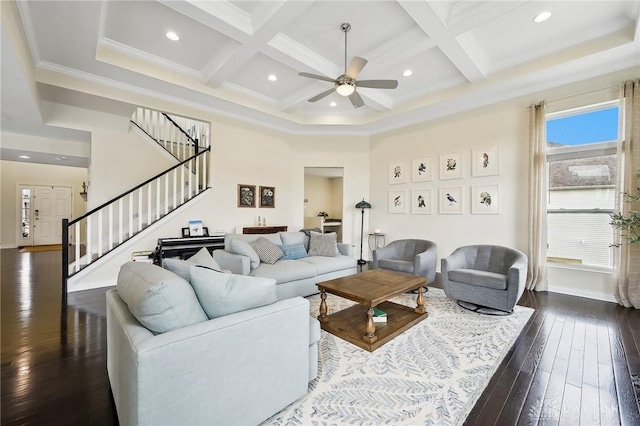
{"left": 533, "top": 11, "right": 552, "bottom": 23}
{"left": 19, "top": 155, "right": 30, "bottom": 159}
{"left": 267, "top": 74, "right": 277, "bottom": 82}
{"left": 402, "top": 69, "right": 413, "bottom": 77}
{"left": 166, "top": 31, "right": 180, "bottom": 41}
{"left": 330, "top": 101, "right": 337, "bottom": 107}
{"left": 55, "top": 156, "right": 67, "bottom": 161}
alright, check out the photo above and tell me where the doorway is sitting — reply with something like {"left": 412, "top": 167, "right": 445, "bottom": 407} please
{"left": 17, "top": 185, "right": 73, "bottom": 246}
{"left": 303, "top": 167, "right": 343, "bottom": 241}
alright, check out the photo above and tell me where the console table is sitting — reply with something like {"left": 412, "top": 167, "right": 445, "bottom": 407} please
{"left": 243, "top": 226, "right": 287, "bottom": 234}
{"left": 155, "top": 235, "right": 225, "bottom": 265}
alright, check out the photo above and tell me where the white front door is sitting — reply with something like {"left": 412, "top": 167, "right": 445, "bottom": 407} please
{"left": 33, "top": 186, "right": 72, "bottom": 245}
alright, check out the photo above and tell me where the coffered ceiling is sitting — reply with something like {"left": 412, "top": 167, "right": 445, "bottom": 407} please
{"left": 4, "top": 0, "right": 640, "bottom": 138}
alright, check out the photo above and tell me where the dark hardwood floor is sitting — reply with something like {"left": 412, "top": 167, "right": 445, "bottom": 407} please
{"left": 1, "top": 248, "right": 639, "bottom": 425}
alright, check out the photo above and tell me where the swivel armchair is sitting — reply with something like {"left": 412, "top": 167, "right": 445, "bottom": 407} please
{"left": 372, "top": 239, "right": 437, "bottom": 285}
{"left": 441, "top": 245, "right": 527, "bottom": 314}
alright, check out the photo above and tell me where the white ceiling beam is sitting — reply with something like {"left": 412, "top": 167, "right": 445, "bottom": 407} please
{"left": 398, "top": 0, "right": 486, "bottom": 83}
{"left": 267, "top": 33, "right": 339, "bottom": 78}
{"left": 359, "top": 26, "right": 436, "bottom": 70}
{"left": 202, "top": 1, "right": 315, "bottom": 87}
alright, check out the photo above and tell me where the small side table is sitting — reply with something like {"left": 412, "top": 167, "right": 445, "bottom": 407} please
{"left": 368, "top": 233, "right": 386, "bottom": 260}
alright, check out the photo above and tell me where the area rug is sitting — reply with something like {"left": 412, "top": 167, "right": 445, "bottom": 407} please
{"left": 19, "top": 244, "right": 62, "bottom": 253}
{"left": 263, "top": 288, "right": 533, "bottom": 426}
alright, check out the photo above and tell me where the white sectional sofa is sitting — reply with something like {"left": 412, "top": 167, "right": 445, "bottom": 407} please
{"left": 107, "top": 261, "right": 321, "bottom": 426}
{"left": 212, "top": 231, "right": 358, "bottom": 300}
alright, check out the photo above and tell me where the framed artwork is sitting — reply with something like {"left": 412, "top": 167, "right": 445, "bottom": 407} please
{"left": 388, "top": 190, "right": 407, "bottom": 213}
{"left": 389, "top": 161, "right": 408, "bottom": 184}
{"left": 439, "top": 151, "right": 463, "bottom": 180}
{"left": 411, "top": 189, "right": 432, "bottom": 214}
{"left": 472, "top": 146, "right": 499, "bottom": 177}
{"left": 259, "top": 186, "right": 275, "bottom": 208}
{"left": 471, "top": 185, "right": 499, "bottom": 214}
{"left": 439, "top": 187, "right": 463, "bottom": 214}
{"left": 238, "top": 184, "right": 256, "bottom": 207}
{"left": 412, "top": 157, "right": 433, "bottom": 182}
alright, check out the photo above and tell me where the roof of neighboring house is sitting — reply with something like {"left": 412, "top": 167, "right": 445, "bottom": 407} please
{"left": 547, "top": 143, "right": 617, "bottom": 188}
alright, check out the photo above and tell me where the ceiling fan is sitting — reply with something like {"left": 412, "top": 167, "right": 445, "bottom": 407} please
{"left": 298, "top": 23, "right": 398, "bottom": 108}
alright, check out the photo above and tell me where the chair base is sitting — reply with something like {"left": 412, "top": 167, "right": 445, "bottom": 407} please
{"left": 457, "top": 300, "right": 512, "bottom": 316}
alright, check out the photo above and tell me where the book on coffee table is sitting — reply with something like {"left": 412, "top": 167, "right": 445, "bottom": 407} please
{"left": 373, "top": 307, "right": 387, "bottom": 323}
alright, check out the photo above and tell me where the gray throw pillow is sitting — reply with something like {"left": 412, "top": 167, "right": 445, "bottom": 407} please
{"left": 189, "top": 265, "right": 277, "bottom": 319}
{"left": 249, "top": 237, "right": 284, "bottom": 264}
{"left": 116, "top": 262, "right": 207, "bottom": 334}
{"left": 308, "top": 231, "right": 340, "bottom": 257}
{"left": 229, "top": 238, "right": 260, "bottom": 269}
{"left": 163, "top": 247, "right": 223, "bottom": 281}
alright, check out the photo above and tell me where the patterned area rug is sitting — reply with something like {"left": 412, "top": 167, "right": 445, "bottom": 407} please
{"left": 264, "top": 288, "right": 533, "bottom": 426}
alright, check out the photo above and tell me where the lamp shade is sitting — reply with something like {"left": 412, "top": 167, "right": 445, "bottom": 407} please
{"left": 355, "top": 199, "right": 371, "bottom": 209}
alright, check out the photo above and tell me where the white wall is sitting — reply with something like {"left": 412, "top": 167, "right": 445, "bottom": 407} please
{"left": 369, "top": 103, "right": 530, "bottom": 268}
{"left": 88, "top": 125, "right": 177, "bottom": 207}
{"left": 0, "top": 159, "right": 87, "bottom": 247}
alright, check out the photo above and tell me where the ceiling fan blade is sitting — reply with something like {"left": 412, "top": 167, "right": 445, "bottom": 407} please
{"left": 308, "top": 88, "right": 336, "bottom": 102}
{"left": 349, "top": 91, "right": 365, "bottom": 108}
{"left": 345, "top": 56, "right": 367, "bottom": 79}
{"left": 356, "top": 79, "right": 398, "bottom": 89}
{"left": 298, "top": 72, "right": 337, "bottom": 84}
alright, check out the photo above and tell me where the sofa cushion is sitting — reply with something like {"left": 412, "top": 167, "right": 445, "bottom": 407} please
{"left": 298, "top": 255, "right": 357, "bottom": 275}
{"left": 308, "top": 231, "right": 340, "bottom": 257}
{"left": 189, "top": 266, "right": 277, "bottom": 318}
{"left": 279, "top": 232, "right": 310, "bottom": 251}
{"left": 250, "top": 260, "right": 317, "bottom": 284}
{"left": 280, "top": 243, "right": 308, "bottom": 260}
{"left": 116, "top": 262, "right": 208, "bottom": 334}
{"left": 378, "top": 259, "right": 414, "bottom": 274}
{"left": 448, "top": 269, "right": 507, "bottom": 290}
{"left": 249, "top": 237, "right": 284, "bottom": 264}
{"left": 229, "top": 239, "right": 260, "bottom": 269}
{"left": 163, "top": 247, "right": 223, "bottom": 281}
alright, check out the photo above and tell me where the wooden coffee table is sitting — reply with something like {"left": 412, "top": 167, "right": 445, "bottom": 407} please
{"left": 316, "top": 269, "right": 428, "bottom": 352}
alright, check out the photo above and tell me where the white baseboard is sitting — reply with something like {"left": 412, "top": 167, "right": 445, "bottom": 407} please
{"left": 547, "top": 285, "right": 618, "bottom": 304}
{"left": 1, "top": 244, "right": 18, "bottom": 249}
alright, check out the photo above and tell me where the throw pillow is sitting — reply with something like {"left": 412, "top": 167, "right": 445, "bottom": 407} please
{"left": 229, "top": 238, "right": 260, "bottom": 269}
{"left": 308, "top": 231, "right": 340, "bottom": 257}
{"left": 163, "top": 247, "right": 223, "bottom": 281}
{"left": 280, "top": 243, "right": 308, "bottom": 260}
{"left": 249, "top": 237, "right": 284, "bottom": 264}
{"left": 280, "top": 231, "right": 310, "bottom": 251}
{"left": 189, "top": 265, "right": 277, "bottom": 319}
{"left": 116, "top": 262, "right": 207, "bottom": 334}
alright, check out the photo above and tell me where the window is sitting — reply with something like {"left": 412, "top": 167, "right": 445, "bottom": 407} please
{"left": 546, "top": 101, "right": 619, "bottom": 269}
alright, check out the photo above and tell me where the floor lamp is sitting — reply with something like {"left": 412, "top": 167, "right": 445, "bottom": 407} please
{"left": 355, "top": 199, "right": 371, "bottom": 265}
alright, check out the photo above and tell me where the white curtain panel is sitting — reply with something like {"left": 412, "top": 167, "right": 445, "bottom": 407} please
{"left": 613, "top": 79, "right": 640, "bottom": 309}
{"left": 526, "top": 102, "right": 548, "bottom": 291}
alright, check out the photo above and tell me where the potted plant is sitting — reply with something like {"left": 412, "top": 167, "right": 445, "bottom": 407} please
{"left": 610, "top": 167, "right": 640, "bottom": 246}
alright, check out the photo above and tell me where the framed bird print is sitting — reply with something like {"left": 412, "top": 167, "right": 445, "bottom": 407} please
{"left": 411, "top": 189, "right": 432, "bottom": 214}
{"left": 439, "top": 187, "right": 463, "bottom": 214}
{"left": 439, "top": 151, "right": 463, "bottom": 180}
{"left": 472, "top": 146, "right": 499, "bottom": 177}
{"left": 472, "top": 185, "right": 499, "bottom": 214}
{"left": 412, "top": 157, "right": 433, "bottom": 182}
{"left": 389, "top": 161, "right": 408, "bottom": 184}
{"left": 388, "top": 190, "right": 407, "bottom": 213}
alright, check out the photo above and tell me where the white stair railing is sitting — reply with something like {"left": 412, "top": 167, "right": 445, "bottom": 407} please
{"left": 62, "top": 148, "right": 210, "bottom": 284}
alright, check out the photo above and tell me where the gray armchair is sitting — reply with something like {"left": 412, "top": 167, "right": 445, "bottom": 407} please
{"left": 372, "top": 239, "right": 437, "bottom": 285}
{"left": 441, "top": 245, "right": 528, "bottom": 313}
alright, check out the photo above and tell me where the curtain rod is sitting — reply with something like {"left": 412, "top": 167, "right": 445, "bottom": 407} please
{"left": 544, "top": 83, "right": 622, "bottom": 105}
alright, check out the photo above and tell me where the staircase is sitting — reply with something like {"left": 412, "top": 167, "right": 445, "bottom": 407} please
{"left": 62, "top": 108, "right": 211, "bottom": 289}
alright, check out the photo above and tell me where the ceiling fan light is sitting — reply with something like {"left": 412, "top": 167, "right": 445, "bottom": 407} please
{"left": 336, "top": 83, "right": 355, "bottom": 96}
